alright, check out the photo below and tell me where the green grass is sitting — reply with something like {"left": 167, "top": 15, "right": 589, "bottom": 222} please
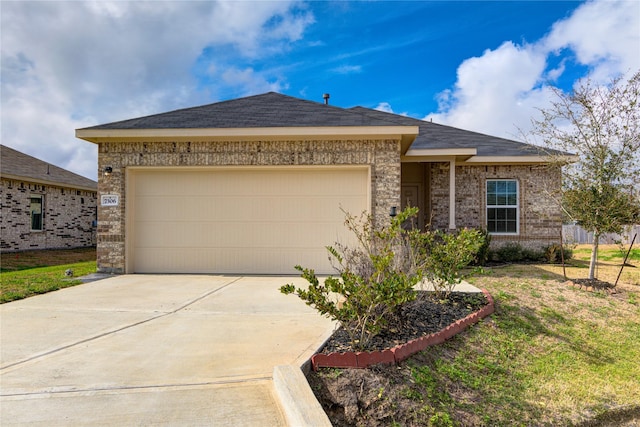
{"left": 572, "top": 245, "right": 640, "bottom": 262}
{"left": 1, "top": 248, "right": 96, "bottom": 303}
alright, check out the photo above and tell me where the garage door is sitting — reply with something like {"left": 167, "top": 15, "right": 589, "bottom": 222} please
{"left": 128, "top": 167, "right": 370, "bottom": 274}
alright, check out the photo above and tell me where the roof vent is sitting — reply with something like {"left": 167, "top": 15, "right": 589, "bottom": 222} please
{"left": 322, "top": 93, "right": 330, "bottom": 105}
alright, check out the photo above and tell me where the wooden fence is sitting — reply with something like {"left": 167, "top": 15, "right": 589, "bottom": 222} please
{"left": 563, "top": 224, "right": 640, "bottom": 245}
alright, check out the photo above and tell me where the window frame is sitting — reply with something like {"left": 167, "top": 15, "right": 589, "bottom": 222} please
{"left": 30, "top": 194, "right": 44, "bottom": 232}
{"left": 486, "top": 179, "right": 519, "bottom": 235}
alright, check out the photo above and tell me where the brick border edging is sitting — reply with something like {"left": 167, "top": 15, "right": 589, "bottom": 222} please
{"left": 311, "top": 289, "right": 495, "bottom": 370}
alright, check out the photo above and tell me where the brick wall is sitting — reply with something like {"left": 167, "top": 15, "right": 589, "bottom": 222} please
{"left": 97, "top": 139, "right": 401, "bottom": 273}
{"left": 430, "top": 163, "right": 562, "bottom": 249}
{"left": 1, "top": 178, "right": 97, "bottom": 251}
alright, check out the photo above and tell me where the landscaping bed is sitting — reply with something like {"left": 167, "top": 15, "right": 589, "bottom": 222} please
{"left": 319, "top": 291, "right": 489, "bottom": 354}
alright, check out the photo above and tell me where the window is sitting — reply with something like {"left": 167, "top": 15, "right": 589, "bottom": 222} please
{"left": 30, "top": 195, "right": 43, "bottom": 231}
{"left": 486, "top": 180, "right": 518, "bottom": 234}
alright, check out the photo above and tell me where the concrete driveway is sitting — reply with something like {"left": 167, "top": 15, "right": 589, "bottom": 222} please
{"left": 0, "top": 275, "right": 335, "bottom": 426}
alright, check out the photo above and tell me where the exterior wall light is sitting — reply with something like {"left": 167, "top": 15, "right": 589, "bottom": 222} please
{"left": 104, "top": 166, "right": 113, "bottom": 176}
{"left": 390, "top": 206, "right": 397, "bottom": 217}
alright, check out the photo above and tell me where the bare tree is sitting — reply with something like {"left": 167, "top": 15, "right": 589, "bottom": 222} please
{"left": 529, "top": 71, "right": 640, "bottom": 280}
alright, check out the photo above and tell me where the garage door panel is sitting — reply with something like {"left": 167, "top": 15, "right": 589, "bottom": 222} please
{"left": 131, "top": 167, "right": 369, "bottom": 274}
{"left": 135, "top": 221, "right": 344, "bottom": 249}
{"left": 134, "top": 248, "right": 335, "bottom": 275}
{"left": 135, "top": 195, "right": 367, "bottom": 223}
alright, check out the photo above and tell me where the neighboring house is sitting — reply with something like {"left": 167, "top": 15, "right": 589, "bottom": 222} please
{"left": 76, "top": 92, "right": 572, "bottom": 275}
{"left": 0, "top": 145, "right": 97, "bottom": 252}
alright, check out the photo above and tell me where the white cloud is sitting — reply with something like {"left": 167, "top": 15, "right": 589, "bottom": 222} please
{"left": 375, "top": 102, "right": 395, "bottom": 113}
{"left": 331, "top": 65, "right": 363, "bottom": 75}
{"left": 544, "top": 0, "right": 640, "bottom": 82}
{"left": 374, "top": 102, "right": 409, "bottom": 117}
{"left": 427, "top": 0, "right": 640, "bottom": 139}
{"left": 221, "top": 67, "right": 288, "bottom": 95}
{"left": 0, "top": 1, "right": 313, "bottom": 179}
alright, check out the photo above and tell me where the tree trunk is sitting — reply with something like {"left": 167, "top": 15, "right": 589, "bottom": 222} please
{"left": 588, "top": 233, "right": 600, "bottom": 280}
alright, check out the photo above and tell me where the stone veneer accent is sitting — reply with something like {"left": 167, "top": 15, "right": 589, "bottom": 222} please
{"left": 96, "top": 139, "right": 401, "bottom": 273}
{"left": 430, "top": 163, "right": 562, "bottom": 249}
{"left": 1, "top": 178, "right": 97, "bottom": 251}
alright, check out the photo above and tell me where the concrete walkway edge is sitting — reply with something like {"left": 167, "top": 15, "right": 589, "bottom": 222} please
{"left": 273, "top": 365, "right": 332, "bottom": 427}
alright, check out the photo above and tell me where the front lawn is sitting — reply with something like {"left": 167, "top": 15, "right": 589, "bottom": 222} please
{"left": 308, "top": 245, "right": 640, "bottom": 426}
{"left": 1, "top": 248, "right": 96, "bottom": 303}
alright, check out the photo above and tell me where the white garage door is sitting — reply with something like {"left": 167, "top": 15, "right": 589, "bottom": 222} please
{"left": 128, "top": 166, "right": 370, "bottom": 274}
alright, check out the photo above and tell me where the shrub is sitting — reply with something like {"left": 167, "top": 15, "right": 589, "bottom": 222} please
{"left": 521, "top": 248, "right": 545, "bottom": 262}
{"left": 473, "top": 228, "right": 492, "bottom": 266}
{"left": 544, "top": 243, "right": 573, "bottom": 263}
{"left": 493, "top": 243, "right": 524, "bottom": 263}
{"left": 280, "top": 208, "right": 421, "bottom": 350}
{"left": 489, "top": 242, "right": 574, "bottom": 263}
{"left": 280, "top": 208, "right": 486, "bottom": 350}
{"left": 419, "top": 228, "right": 485, "bottom": 297}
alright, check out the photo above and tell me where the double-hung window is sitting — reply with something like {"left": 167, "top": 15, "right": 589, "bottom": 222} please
{"left": 30, "top": 195, "right": 43, "bottom": 231}
{"left": 486, "top": 180, "right": 518, "bottom": 234}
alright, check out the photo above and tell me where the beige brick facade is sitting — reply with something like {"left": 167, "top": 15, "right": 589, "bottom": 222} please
{"left": 429, "top": 163, "right": 562, "bottom": 249}
{"left": 96, "top": 138, "right": 401, "bottom": 273}
{"left": 1, "top": 178, "right": 97, "bottom": 251}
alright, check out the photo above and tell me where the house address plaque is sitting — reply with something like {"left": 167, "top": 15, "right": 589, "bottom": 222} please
{"left": 101, "top": 195, "right": 119, "bottom": 207}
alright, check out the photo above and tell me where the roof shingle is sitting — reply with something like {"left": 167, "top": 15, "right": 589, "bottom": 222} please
{"left": 81, "top": 92, "right": 403, "bottom": 130}
{"left": 349, "top": 106, "right": 566, "bottom": 157}
{"left": 79, "top": 91, "right": 570, "bottom": 158}
{"left": 1, "top": 145, "right": 97, "bottom": 191}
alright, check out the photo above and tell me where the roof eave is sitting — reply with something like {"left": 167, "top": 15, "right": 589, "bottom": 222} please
{"left": 462, "top": 155, "right": 579, "bottom": 164}
{"left": 76, "top": 126, "right": 419, "bottom": 145}
{"left": 0, "top": 173, "right": 97, "bottom": 192}
{"left": 402, "top": 148, "right": 477, "bottom": 162}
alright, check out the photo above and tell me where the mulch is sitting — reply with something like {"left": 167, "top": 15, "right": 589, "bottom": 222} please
{"left": 319, "top": 291, "right": 489, "bottom": 354}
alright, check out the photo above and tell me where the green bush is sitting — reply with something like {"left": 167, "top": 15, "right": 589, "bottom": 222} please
{"left": 419, "top": 228, "right": 485, "bottom": 297}
{"left": 489, "top": 242, "right": 574, "bottom": 263}
{"left": 472, "top": 228, "right": 492, "bottom": 266}
{"left": 280, "top": 208, "right": 486, "bottom": 350}
{"left": 521, "top": 248, "right": 545, "bottom": 262}
{"left": 281, "top": 208, "right": 421, "bottom": 350}
{"left": 493, "top": 243, "right": 524, "bottom": 263}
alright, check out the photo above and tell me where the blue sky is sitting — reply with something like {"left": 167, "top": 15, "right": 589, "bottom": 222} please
{"left": 2, "top": 1, "right": 639, "bottom": 179}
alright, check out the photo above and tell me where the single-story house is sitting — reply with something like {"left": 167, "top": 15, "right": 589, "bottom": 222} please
{"left": 0, "top": 144, "right": 97, "bottom": 252}
{"left": 76, "top": 92, "right": 570, "bottom": 275}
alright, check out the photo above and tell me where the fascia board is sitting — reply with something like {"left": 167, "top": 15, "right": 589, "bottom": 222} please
{"left": 404, "top": 148, "right": 477, "bottom": 157}
{"left": 76, "top": 126, "right": 419, "bottom": 143}
{"left": 463, "top": 155, "right": 579, "bottom": 164}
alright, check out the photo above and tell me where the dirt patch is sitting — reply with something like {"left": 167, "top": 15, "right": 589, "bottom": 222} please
{"left": 307, "top": 352, "right": 486, "bottom": 427}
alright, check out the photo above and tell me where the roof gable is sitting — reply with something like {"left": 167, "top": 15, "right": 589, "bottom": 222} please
{"left": 0, "top": 145, "right": 97, "bottom": 191}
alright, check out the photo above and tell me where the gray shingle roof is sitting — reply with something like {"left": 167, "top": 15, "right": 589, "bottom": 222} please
{"left": 79, "top": 91, "right": 569, "bottom": 158}
{"left": 349, "top": 106, "right": 565, "bottom": 157}
{"left": 0, "top": 145, "right": 97, "bottom": 191}
{"left": 81, "top": 92, "right": 404, "bottom": 130}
